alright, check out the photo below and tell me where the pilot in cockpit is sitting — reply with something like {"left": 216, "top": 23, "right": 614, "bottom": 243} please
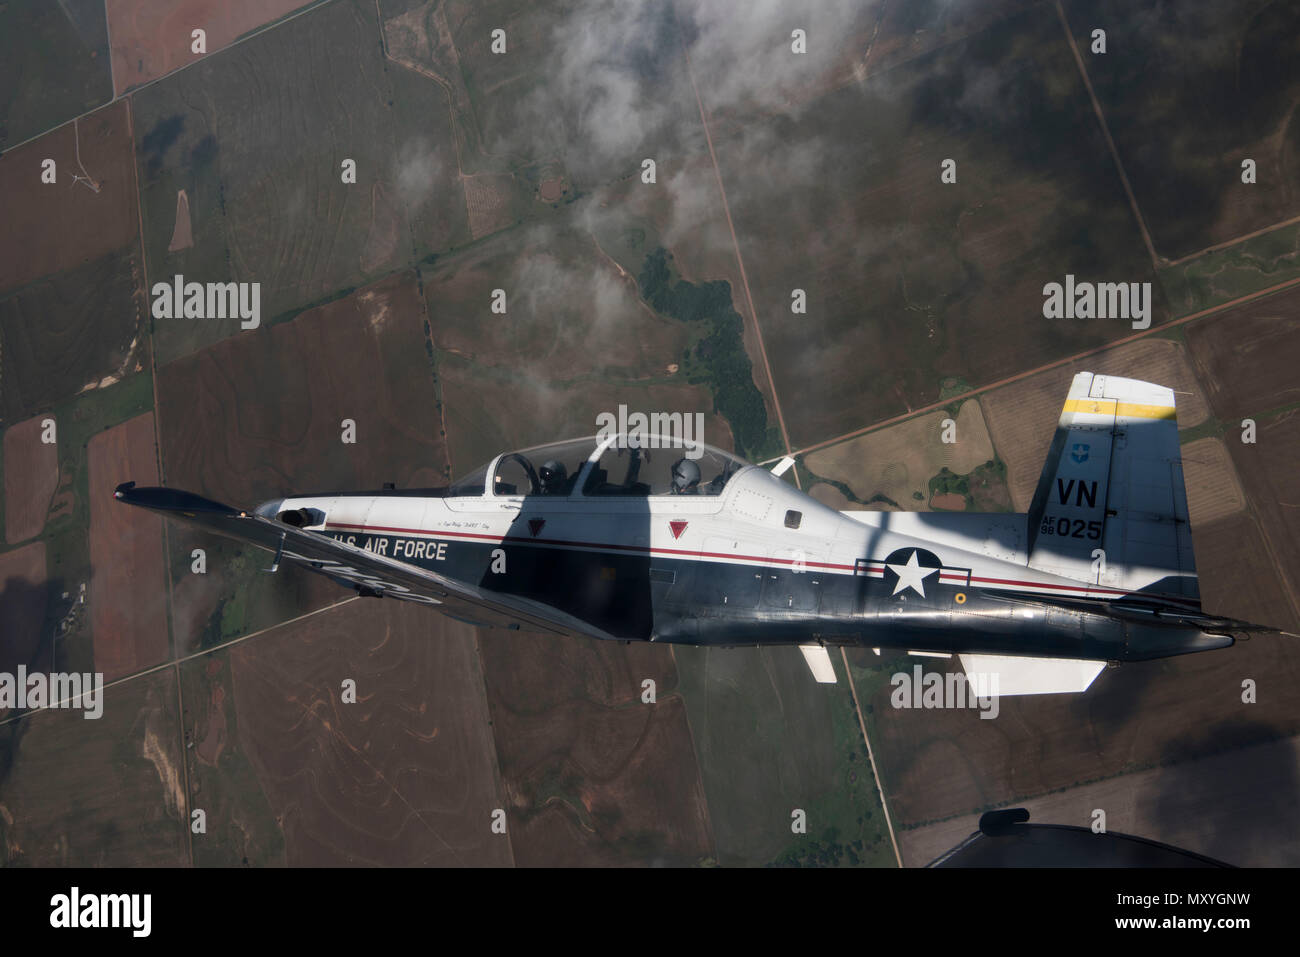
{"left": 539, "top": 460, "right": 569, "bottom": 495}
{"left": 670, "top": 457, "right": 701, "bottom": 494}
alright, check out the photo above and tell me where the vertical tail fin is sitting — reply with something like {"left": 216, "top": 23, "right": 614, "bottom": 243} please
{"left": 1027, "top": 373, "right": 1198, "bottom": 603}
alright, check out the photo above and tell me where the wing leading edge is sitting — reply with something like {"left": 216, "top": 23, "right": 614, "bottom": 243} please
{"left": 113, "top": 483, "right": 619, "bottom": 642}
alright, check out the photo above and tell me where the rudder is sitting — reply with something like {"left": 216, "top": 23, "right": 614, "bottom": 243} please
{"left": 1027, "top": 372, "right": 1197, "bottom": 603}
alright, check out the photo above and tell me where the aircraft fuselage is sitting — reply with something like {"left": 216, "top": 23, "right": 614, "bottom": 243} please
{"left": 263, "top": 463, "right": 1229, "bottom": 663}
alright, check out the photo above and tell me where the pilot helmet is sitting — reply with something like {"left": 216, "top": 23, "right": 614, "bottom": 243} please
{"left": 670, "top": 457, "right": 701, "bottom": 492}
{"left": 539, "top": 459, "right": 567, "bottom": 490}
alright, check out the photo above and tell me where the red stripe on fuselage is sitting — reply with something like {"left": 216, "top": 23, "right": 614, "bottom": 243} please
{"left": 320, "top": 521, "right": 1201, "bottom": 610}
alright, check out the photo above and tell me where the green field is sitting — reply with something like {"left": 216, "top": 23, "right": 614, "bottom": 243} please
{"left": 0, "top": 248, "right": 144, "bottom": 425}
{"left": 3, "top": 373, "right": 155, "bottom": 675}
{"left": 674, "top": 644, "right": 896, "bottom": 867}
{"left": 132, "top": 0, "right": 467, "bottom": 365}
{"left": 1158, "top": 221, "right": 1300, "bottom": 316}
{"left": 178, "top": 650, "right": 286, "bottom": 866}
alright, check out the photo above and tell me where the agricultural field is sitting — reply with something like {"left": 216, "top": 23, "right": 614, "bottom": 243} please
{"left": 0, "top": 0, "right": 113, "bottom": 150}
{"left": 476, "top": 630, "right": 712, "bottom": 866}
{"left": 3, "top": 416, "right": 59, "bottom": 545}
{"left": 424, "top": 221, "right": 737, "bottom": 471}
{"left": 803, "top": 401, "right": 1001, "bottom": 510}
{"left": 131, "top": 0, "right": 467, "bottom": 364}
{"left": 675, "top": 644, "right": 896, "bottom": 867}
{"left": 155, "top": 270, "right": 448, "bottom": 655}
{"left": 0, "top": 99, "right": 139, "bottom": 294}
{"left": 87, "top": 412, "right": 168, "bottom": 681}
{"left": 105, "top": 0, "right": 321, "bottom": 96}
{"left": 18, "top": 373, "right": 157, "bottom": 678}
{"left": 0, "top": 669, "right": 188, "bottom": 866}
{"left": 858, "top": 0, "right": 1040, "bottom": 80}
{"left": 181, "top": 598, "right": 511, "bottom": 866}
{"left": 0, "top": 542, "right": 50, "bottom": 700}
{"left": 1158, "top": 220, "right": 1300, "bottom": 317}
{"left": 1185, "top": 299, "right": 1300, "bottom": 422}
{"left": 0, "top": 248, "right": 147, "bottom": 426}
{"left": 1063, "top": 0, "right": 1300, "bottom": 261}
{"left": 713, "top": 3, "right": 1161, "bottom": 449}
{"left": 442, "top": 0, "right": 706, "bottom": 188}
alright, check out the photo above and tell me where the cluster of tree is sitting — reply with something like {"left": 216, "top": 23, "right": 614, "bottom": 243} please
{"left": 771, "top": 836, "right": 875, "bottom": 868}
{"left": 638, "top": 248, "right": 772, "bottom": 459}
{"left": 929, "top": 466, "right": 971, "bottom": 499}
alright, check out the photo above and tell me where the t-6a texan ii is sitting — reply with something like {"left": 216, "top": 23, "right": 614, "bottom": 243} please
{"left": 117, "top": 373, "right": 1280, "bottom": 696}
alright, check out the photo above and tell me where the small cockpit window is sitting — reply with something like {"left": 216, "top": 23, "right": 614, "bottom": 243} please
{"left": 447, "top": 462, "right": 490, "bottom": 497}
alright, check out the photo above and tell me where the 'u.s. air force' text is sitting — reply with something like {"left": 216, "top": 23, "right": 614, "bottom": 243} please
{"left": 330, "top": 534, "right": 447, "bottom": 561}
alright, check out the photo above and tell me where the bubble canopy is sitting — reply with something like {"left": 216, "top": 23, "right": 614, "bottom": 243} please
{"left": 446, "top": 435, "right": 751, "bottom": 498}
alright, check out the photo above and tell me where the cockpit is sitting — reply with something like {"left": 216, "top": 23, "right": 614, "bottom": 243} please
{"left": 446, "top": 435, "right": 751, "bottom": 498}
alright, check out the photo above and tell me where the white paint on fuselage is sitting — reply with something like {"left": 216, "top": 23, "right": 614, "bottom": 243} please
{"left": 261, "top": 464, "right": 1194, "bottom": 608}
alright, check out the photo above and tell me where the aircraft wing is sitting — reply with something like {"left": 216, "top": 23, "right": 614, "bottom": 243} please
{"left": 798, "top": 644, "right": 838, "bottom": 683}
{"left": 113, "top": 483, "right": 619, "bottom": 641}
{"left": 958, "top": 653, "right": 1106, "bottom": 695}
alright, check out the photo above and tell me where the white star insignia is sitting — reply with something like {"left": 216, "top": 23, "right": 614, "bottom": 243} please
{"left": 887, "top": 550, "right": 939, "bottom": 597}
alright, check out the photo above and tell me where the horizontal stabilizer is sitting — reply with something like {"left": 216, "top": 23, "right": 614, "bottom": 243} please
{"left": 958, "top": 653, "right": 1105, "bottom": 696}
{"left": 799, "top": 644, "right": 838, "bottom": 683}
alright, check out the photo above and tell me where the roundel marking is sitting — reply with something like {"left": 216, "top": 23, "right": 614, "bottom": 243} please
{"left": 882, "top": 547, "right": 942, "bottom": 598}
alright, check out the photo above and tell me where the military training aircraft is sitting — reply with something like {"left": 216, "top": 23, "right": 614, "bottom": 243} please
{"left": 116, "top": 372, "right": 1278, "bottom": 695}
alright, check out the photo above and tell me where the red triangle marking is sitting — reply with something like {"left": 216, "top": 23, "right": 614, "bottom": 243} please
{"left": 528, "top": 518, "right": 546, "bottom": 537}
{"left": 669, "top": 520, "right": 688, "bottom": 540}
